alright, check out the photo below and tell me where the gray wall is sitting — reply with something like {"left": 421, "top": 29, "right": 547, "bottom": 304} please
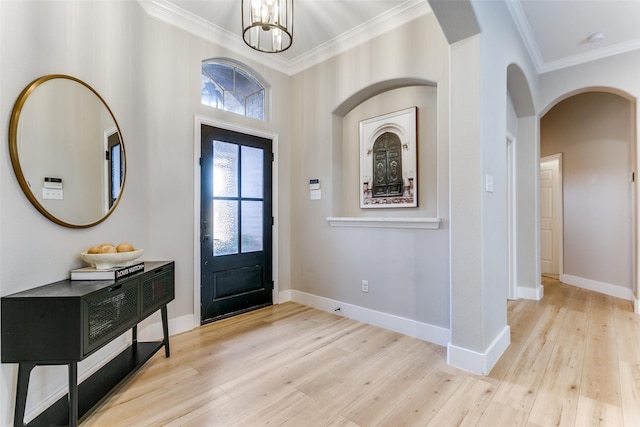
{"left": 289, "top": 14, "right": 451, "bottom": 328}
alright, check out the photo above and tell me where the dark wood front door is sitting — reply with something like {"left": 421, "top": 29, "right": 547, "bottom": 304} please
{"left": 200, "top": 125, "right": 273, "bottom": 324}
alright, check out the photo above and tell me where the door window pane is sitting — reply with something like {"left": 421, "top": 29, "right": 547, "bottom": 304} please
{"left": 213, "top": 200, "right": 238, "bottom": 256}
{"left": 241, "top": 146, "right": 264, "bottom": 199}
{"left": 213, "top": 141, "right": 238, "bottom": 197}
{"left": 241, "top": 201, "right": 263, "bottom": 253}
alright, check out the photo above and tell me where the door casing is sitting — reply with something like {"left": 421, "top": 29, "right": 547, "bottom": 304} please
{"left": 540, "top": 153, "right": 563, "bottom": 280}
{"left": 507, "top": 133, "right": 517, "bottom": 300}
{"left": 193, "top": 115, "right": 279, "bottom": 328}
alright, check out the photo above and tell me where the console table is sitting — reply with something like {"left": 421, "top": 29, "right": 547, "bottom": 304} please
{"left": 1, "top": 261, "right": 175, "bottom": 427}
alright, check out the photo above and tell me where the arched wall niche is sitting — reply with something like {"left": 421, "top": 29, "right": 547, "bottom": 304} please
{"left": 330, "top": 78, "right": 439, "bottom": 218}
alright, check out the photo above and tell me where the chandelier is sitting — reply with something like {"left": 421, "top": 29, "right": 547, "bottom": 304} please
{"left": 242, "top": 0, "right": 293, "bottom": 53}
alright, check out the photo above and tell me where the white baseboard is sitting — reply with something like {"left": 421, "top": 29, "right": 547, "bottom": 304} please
{"left": 635, "top": 299, "right": 640, "bottom": 314}
{"left": 277, "top": 289, "right": 292, "bottom": 304}
{"left": 447, "top": 325, "right": 511, "bottom": 375}
{"left": 284, "top": 290, "right": 451, "bottom": 347}
{"left": 561, "top": 274, "right": 634, "bottom": 301}
{"left": 518, "top": 284, "right": 544, "bottom": 300}
{"left": 138, "top": 313, "right": 195, "bottom": 341}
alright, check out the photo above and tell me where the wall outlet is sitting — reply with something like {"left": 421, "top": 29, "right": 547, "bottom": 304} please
{"left": 361, "top": 280, "right": 369, "bottom": 293}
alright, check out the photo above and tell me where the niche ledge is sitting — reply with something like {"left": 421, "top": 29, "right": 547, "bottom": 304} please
{"left": 326, "top": 217, "right": 442, "bottom": 229}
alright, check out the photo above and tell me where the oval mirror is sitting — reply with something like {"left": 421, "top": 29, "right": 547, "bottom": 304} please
{"left": 9, "top": 75, "right": 126, "bottom": 228}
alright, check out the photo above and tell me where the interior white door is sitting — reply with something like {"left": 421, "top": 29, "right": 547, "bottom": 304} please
{"left": 540, "top": 155, "right": 561, "bottom": 276}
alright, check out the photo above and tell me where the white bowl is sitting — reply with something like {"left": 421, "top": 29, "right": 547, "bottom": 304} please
{"left": 80, "top": 249, "right": 143, "bottom": 270}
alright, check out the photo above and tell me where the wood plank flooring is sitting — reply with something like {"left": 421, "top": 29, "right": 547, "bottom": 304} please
{"left": 81, "top": 277, "right": 640, "bottom": 426}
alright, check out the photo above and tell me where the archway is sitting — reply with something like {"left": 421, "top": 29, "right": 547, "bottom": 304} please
{"left": 540, "top": 90, "right": 635, "bottom": 301}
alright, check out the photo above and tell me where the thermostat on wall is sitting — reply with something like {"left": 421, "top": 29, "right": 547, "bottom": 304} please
{"left": 43, "top": 177, "right": 63, "bottom": 200}
{"left": 310, "top": 179, "right": 321, "bottom": 200}
{"left": 43, "top": 177, "right": 63, "bottom": 189}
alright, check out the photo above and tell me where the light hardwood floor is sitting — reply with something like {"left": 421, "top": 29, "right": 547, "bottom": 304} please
{"left": 82, "top": 277, "right": 640, "bottom": 426}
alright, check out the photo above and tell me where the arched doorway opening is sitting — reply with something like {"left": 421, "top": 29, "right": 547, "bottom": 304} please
{"left": 540, "top": 91, "right": 636, "bottom": 301}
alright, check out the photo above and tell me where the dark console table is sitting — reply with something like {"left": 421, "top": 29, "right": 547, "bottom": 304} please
{"left": 1, "top": 261, "right": 175, "bottom": 427}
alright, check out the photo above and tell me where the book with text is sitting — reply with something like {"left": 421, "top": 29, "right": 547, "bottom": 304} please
{"left": 70, "top": 262, "right": 145, "bottom": 281}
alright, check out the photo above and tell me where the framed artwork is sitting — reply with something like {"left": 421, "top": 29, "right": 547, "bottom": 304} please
{"left": 359, "top": 107, "right": 417, "bottom": 208}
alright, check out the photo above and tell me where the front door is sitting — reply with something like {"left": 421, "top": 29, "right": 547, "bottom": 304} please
{"left": 200, "top": 125, "right": 273, "bottom": 323}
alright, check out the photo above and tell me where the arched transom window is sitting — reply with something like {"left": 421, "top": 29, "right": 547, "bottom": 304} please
{"left": 201, "top": 59, "right": 267, "bottom": 120}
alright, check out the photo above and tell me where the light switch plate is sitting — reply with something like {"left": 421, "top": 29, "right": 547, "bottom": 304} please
{"left": 485, "top": 174, "right": 494, "bottom": 193}
{"left": 43, "top": 188, "right": 63, "bottom": 200}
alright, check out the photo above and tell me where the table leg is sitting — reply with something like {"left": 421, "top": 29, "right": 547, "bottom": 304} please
{"left": 14, "top": 362, "right": 36, "bottom": 427}
{"left": 68, "top": 362, "right": 78, "bottom": 427}
{"left": 161, "top": 305, "right": 170, "bottom": 357}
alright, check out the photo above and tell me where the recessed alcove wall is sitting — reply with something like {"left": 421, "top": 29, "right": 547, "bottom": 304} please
{"left": 331, "top": 84, "right": 439, "bottom": 218}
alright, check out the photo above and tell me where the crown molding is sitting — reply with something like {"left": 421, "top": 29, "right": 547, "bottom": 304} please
{"left": 138, "top": 0, "right": 430, "bottom": 76}
{"left": 137, "top": 0, "right": 291, "bottom": 74}
{"left": 538, "top": 38, "right": 640, "bottom": 74}
{"left": 288, "top": 0, "right": 431, "bottom": 75}
{"left": 506, "top": 0, "right": 640, "bottom": 74}
{"left": 505, "top": 0, "right": 544, "bottom": 73}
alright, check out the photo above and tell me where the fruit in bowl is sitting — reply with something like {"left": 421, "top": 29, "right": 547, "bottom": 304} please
{"left": 80, "top": 242, "right": 143, "bottom": 270}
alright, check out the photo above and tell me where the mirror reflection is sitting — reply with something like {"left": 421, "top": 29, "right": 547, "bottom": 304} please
{"left": 9, "top": 75, "right": 125, "bottom": 228}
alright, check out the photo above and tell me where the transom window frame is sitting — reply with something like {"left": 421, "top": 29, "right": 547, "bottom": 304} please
{"left": 201, "top": 58, "right": 270, "bottom": 121}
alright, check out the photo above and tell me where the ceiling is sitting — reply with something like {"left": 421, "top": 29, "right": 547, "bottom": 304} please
{"left": 141, "top": 0, "right": 640, "bottom": 74}
{"left": 506, "top": 0, "right": 640, "bottom": 73}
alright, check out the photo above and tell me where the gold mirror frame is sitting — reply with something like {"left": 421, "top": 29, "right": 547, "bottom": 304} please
{"left": 8, "top": 75, "right": 126, "bottom": 228}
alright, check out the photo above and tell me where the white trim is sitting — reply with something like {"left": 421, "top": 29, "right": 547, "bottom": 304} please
{"left": 193, "top": 115, "right": 279, "bottom": 327}
{"left": 137, "top": 0, "right": 430, "bottom": 76}
{"left": 635, "top": 299, "right": 640, "bottom": 314}
{"left": 540, "top": 154, "right": 564, "bottom": 279}
{"left": 561, "top": 274, "right": 635, "bottom": 301}
{"left": 137, "top": 0, "right": 288, "bottom": 73}
{"left": 289, "top": 0, "right": 430, "bottom": 75}
{"left": 447, "top": 325, "right": 511, "bottom": 376}
{"left": 539, "top": 39, "right": 640, "bottom": 74}
{"left": 285, "top": 290, "right": 450, "bottom": 347}
{"left": 506, "top": 0, "right": 640, "bottom": 74}
{"left": 518, "top": 284, "right": 544, "bottom": 300}
{"left": 505, "top": 0, "right": 544, "bottom": 72}
{"left": 506, "top": 133, "right": 517, "bottom": 300}
{"left": 276, "top": 289, "right": 292, "bottom": 304}
{"left": 137, "top": 314, "right": 195, "bottom": 341}
{"left": 326, "top": 217, "right": 441, "bottom": 230}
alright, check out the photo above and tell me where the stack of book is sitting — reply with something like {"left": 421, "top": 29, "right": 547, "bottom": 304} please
{"left": 70, "top": 262, "right": 145, "bottom": 281}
